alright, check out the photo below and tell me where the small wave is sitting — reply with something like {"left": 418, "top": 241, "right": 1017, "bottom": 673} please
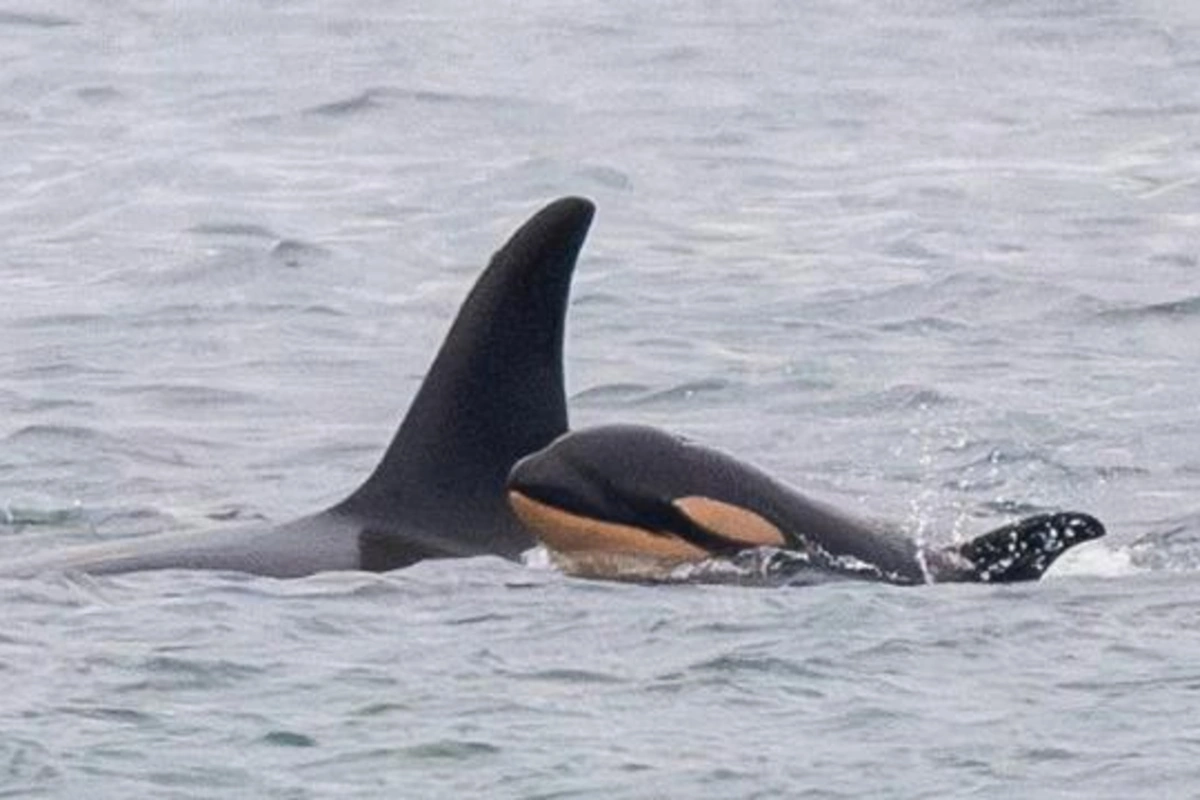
{"left": 269, "top": 238, "right": 331, "bottom": 269}
{"left": 0, "top": 738, "right": 56, "bottom": 787}
{"left": 1150, "top": 252, "right": 1197, "bottom": 268}
{"left": 5, "top": 360, "right": 119, "bottom": 379}
{"left": 1092, "top": 103, "right": 1200, "bottom": 119}
{"left": 0, "top": 10, "right": 74, "bottom": 27}
{"left": 126, "top": 300, "right": 342, "bottom": 328}
{"left": 94, "top": 506, "right": 178, "bottom": 532}
{"left": 57, "top": 706, "right": 156, "bottom": 727}
{"left": 183, "top": 225, "right": 331, "bottom": 270}
{"left": 1126, "top": 516, "right": 1200, "bottom": 571}
{"left": 1097, "top": 295, "right": 1200, "bottom": 322}
{"left": 510, "top": 668, "right": 625, "bottom": 685}
{"left": 9, "top": 311, "right": 112, "bottom": 330}
{"left": 351, "top": 702, "right": 408, "bottom": 718}
{"left": 879, "top": 384, "right": 957, "bottom": 410}
{"left": 187, "top": 222, "right": 279, "bottom": 239}
{"left": 565, "top": 379, "right": 736, "bottom": 408}
{"left": 111, "top": 383, "right": 260, "bottom": 409}
{"left": 402, "top": 740, "right": 500, "bottom": 760}
{"left": 5, "top": 423, "right": 201, "bottom": 470}
{"left": 808, "top": 384, "right": 958, "bottom": 417}
{"left": 691, "top": 652, "right": 824, "bottom": 679}
{"left": 0, "top": 504, "right": 175, "bottom": 555}
{"left": 577, "top": 164, "right": 632, "bottom": 190}
{"left": 119, "top": 655, "right": 266, "bottom": 692}
{"left": 956, "top": 442, "right": 1071, "bottom": 472}
{"left": 305, "top": 90, "right": 382, "bottom": 116}
{"left": 630, "top": 378, "right": 733, "bottom": 406}
{"left": 1090, "top": 464, "right": 1151, "bottom": 480}
{"left": 877, "top": 316, "right": 971, "bottom": 334}
{"left": 0, "top": 502, "right": 87, "bottom": 529}
{"left": 261, "top": 731, "right": 317, "bottom": 748}
{"left": 204, "top": 506, "right": 269, "bottom": 523}
{"left": 976, "top": 498, "right": 1057, "bottom": 516}
{"left": 571, "top": 290, "right": 625, "bottom": 306}
{"left": 303, "top": 87, "right": 515, "bottom": 117}
{"left": 9, "top": 396, "right": 93, "bottom": 414}
{"left": 570, "top": 382, "right": 651, "bottom": 405}
{"left": 798, "top": 271, "right": 1054, "bottom": 325}
{"left": 209, "top": 570, "right": 410, "bottom": 601}
{"left": 76, "top": 85, "right": 122, "bottom": 103}
{"left": 883, "top": 237, "right": 944, "bottom": 262}
{"left": 4, "top": 423, "right": 102, "bottom": 445}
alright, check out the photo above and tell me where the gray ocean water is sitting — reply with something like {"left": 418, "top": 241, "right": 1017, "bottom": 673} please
{"left": 2, "top": 1, "right": 1200, "bottom": 796}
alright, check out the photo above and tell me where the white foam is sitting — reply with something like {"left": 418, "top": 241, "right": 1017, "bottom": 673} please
{"left": 1043, "top": 542, "right": 1141, "bottom": 579}
{"left": 520, "top": 546, "right": 556, "bottom": 571}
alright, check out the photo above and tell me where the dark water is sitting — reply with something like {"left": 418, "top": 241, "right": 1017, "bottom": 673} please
{"left": 3, "top": 1, "right": 1200, "bottom": 796}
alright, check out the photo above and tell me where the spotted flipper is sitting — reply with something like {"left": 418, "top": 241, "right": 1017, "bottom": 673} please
{"left": 932, "top": 512, "right": 1106, "bottom": 583}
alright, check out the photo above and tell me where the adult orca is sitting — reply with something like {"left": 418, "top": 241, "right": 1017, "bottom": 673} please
{"left": 0, "top": 196, "right": 596, "bottom": 578}
{"left": 507, "top": 424, "right": 1106, "bottom": 585}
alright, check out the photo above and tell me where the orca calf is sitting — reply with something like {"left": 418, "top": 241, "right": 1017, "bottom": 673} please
{"left": 508, "top": 425, "right": 1105, "bottom": 585}
{"left": 0, "top": 197, "right": 596, "bottom": 578}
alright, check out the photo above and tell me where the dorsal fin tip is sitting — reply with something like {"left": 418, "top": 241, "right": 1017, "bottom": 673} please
{"left": 335, "top": 197, "right": 595, "bottom": 519}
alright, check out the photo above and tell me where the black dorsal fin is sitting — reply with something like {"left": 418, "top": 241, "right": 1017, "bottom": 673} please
{"left": 334, "top": 197, "right": 595, "bottom": 546}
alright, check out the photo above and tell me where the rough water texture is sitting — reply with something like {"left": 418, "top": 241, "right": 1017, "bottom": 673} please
{"left": 2, "top": 1, "right": 1199, "bottom": 797}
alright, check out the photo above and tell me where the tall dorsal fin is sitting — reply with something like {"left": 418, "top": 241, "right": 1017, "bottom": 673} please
{"left": 335, "top": 197, "right": 595, "bottom": 528}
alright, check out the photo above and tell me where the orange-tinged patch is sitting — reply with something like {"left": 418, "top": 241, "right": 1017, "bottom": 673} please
{"left": 508, "top": 491, "right": 708, "bottom": 561}
{"left": 672, "top": 496, "right": 786, "bottom": 548}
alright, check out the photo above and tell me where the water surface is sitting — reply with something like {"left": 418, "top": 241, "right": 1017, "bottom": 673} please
{"left": 3, "top": 1, "right": 1200, "bottom": 796}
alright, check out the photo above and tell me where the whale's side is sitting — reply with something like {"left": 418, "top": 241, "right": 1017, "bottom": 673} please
{"left": 506, "top": 424, "right": 1105, "bottom": 585}
{"left": 0, "top": 197, "right": 596, "bottom": 578}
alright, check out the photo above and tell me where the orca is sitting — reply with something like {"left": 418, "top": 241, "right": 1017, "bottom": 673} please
{"left": 507, "top": 424, "right": 1106, "bottom": 585}
{"left": 0, "top": 196, "right": 596, "bottom": 578}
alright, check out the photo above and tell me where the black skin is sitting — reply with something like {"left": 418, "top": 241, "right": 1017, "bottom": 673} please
{"left": 509, "top": 425, "right": 1106, "bottom": 584}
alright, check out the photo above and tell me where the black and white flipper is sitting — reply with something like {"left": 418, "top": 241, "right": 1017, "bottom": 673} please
{"left": 931, "top": 512, "right": 1106, "bottom": 583}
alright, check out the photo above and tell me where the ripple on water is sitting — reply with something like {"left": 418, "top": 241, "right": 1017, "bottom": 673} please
{"left": 569, "top": 382, "right": 651, "bottom": 406}
{"left": 799, "top": 384, "right": 960, "bottom": 417}
{"left": 0, "top": 10, "right": 75, "bottom": 27}
{"left": 111, "top": 383, "right": 261, "bottom": 409}
{"left": 1096, "top": 294, "right": 1200, "bottom": 322}
{"left": 302, "top": 87, "right": 521, "bottom": 118}
{"left": 113, "top": 655, "right": 268, "bottom": 693}
{"left": 261, "top": 730, "right": 317, "bottom": 747}
{"left": 187, "top": 222, "right": 280, "bottom": 239}
{"left": 690, "top": 652, "right": 833, "bottom": 681}
{"left": 505, "top": 668, "right": 626, "bottom": 685}
{"left": 269, "top": 238, "right": 331, "bottom": 268}
{"left": 402, "top": 739, "right": 501, "bottom": 760}
{"left": 628, "top": 378, "right": 734, "bottom": 406}
{"left": 0, "top": 738, "right": 58, "bottom": 788}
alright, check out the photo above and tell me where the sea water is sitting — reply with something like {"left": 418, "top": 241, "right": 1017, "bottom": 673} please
{"left": 2, "top": 1, "right": 1199, "bottom": 796}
